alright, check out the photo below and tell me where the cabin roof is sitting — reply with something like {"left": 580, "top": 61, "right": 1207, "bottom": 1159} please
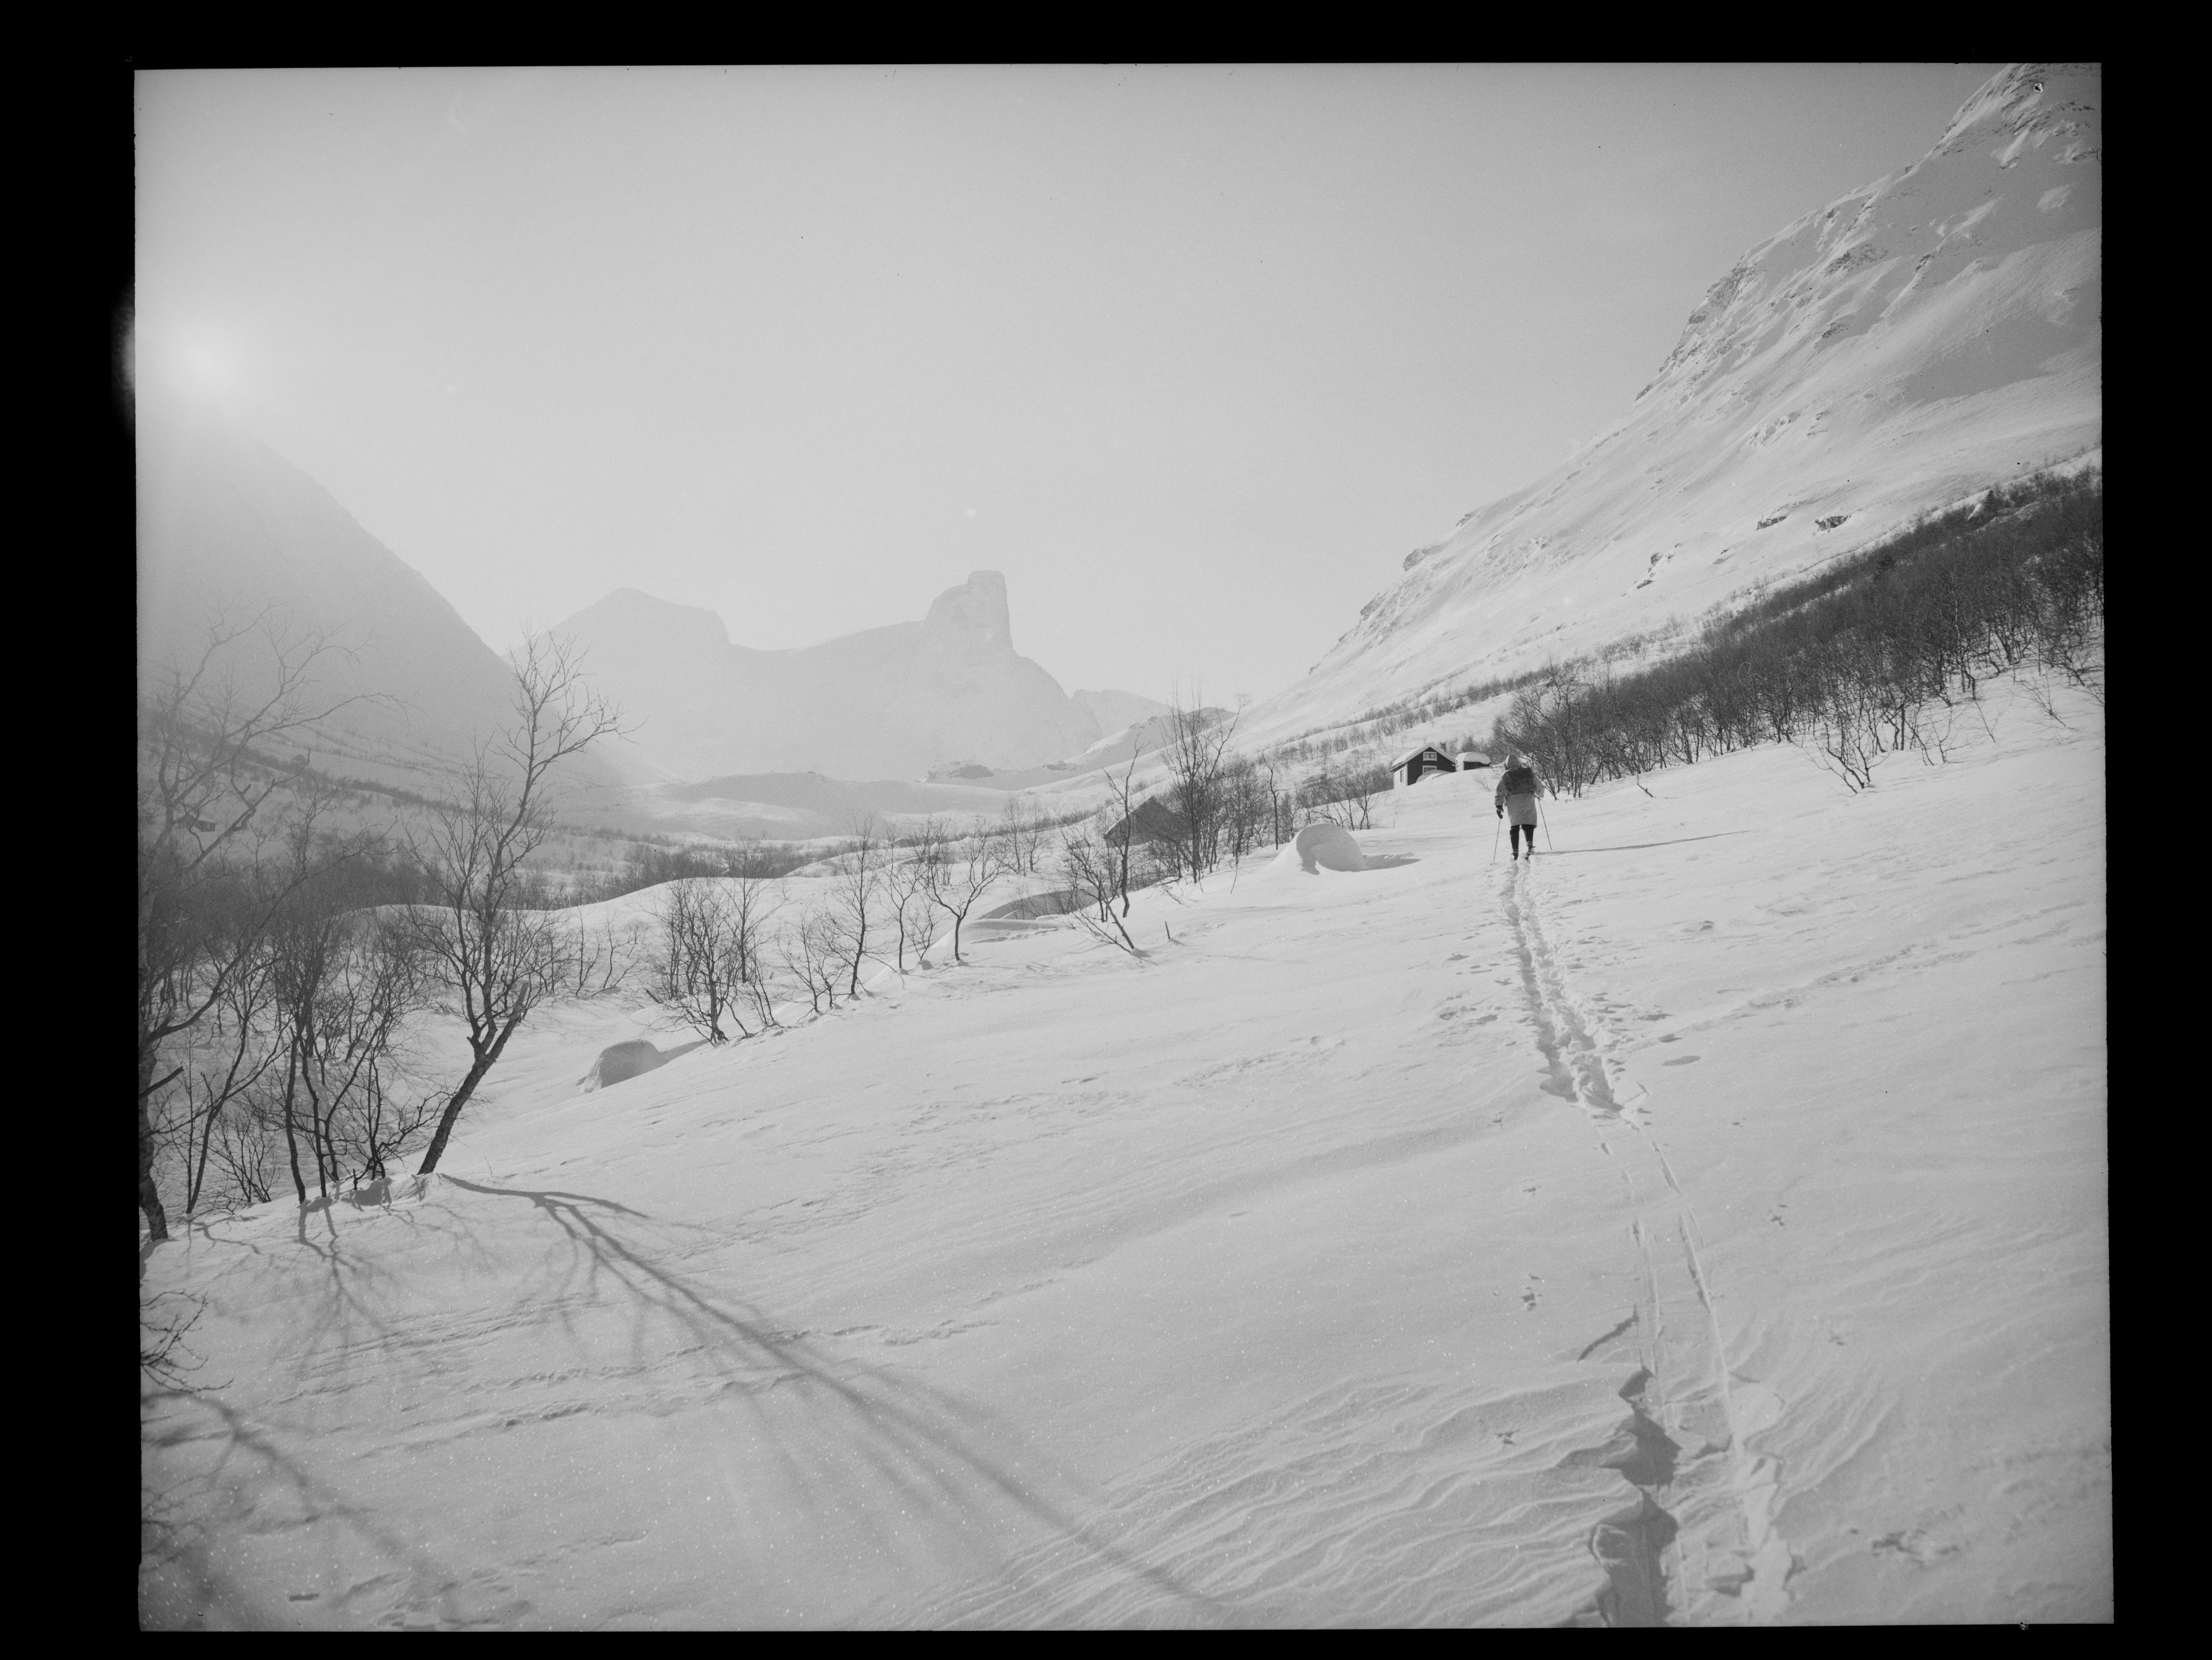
{"left": 1102, "top": 795, "right": 1187, "bottom": 844}
{"left": 1389, "top": 743, "right": 1455, "bottom": 770}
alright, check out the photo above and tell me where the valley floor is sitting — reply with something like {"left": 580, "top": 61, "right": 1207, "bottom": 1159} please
{"left": 140, "top": 679, "right": 2109, "bottom": 1627}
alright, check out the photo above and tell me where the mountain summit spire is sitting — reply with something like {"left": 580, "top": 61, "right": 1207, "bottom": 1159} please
{"left": 924, "top": 571, "right": 1013, "bottom": 652}
{"left": 555, "top": 568, "right": 1104, "bottom": 778}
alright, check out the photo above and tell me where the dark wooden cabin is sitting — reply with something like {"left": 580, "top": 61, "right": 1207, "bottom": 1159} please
{"left": 1391, "top": 745, "right": 1458, "bottom": 787}
{"left": 1103, "top": 794, "right": 1188, "bottom": 847}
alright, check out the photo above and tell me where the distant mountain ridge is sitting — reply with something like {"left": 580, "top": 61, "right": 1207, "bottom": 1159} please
{"left": 1244, "top": 62, "right": 2101, "bottom": 750}
{"left": 1070, "top": 688, "right": 1171, "bottom": 733}
{"left": 135, "top": 398, "right": 1161, "bottom": 809}
{"left": 557, "top": 575, "right": 1156, "bottom": 782}
{"left": 135, "top": 396, "right": 650, "bottom": 803}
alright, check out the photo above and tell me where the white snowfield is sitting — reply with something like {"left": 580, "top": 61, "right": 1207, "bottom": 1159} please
{"left": 140, "top": 680, "right": 2107, "bottom": 1627}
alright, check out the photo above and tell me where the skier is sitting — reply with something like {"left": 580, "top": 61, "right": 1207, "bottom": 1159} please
{"left": 1495, "top": 751, "right": 1542, "bottom": 860}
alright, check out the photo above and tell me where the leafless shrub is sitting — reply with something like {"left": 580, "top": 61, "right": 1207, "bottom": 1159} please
{"left": 827, "top": 814, "right": 888, "bottom": 997}
{"left": 564, "top": 915, "right": 637, "bottom": 998}
{"left": 920, "top": 821, "right": 1011, "bottom": 965}
{"left": 1484, "top": 473, "right": 2103, "bottom": 796}
{"left": 1100, "top": 754, "right": 1146, "bottom": 917}
{"left": 163, "top": 920, "right": 281, "bottom": 1217}
{"left": 780, "top": 904, "right": 848, "bottom": 1014}
{"left": 400, "top": 635, "right": 625, "bottom": 1177}
{"left": 1057, "top": 826, "right": 1145, "bottom": 956}
{"left": 1256, "top": 752, "right": 1292, "bottom": 850}
{"left": 1001, "top": 797, "right": 1050, "bottom": 877}
{"left": 648, "top": 877, "right": 782, "bottom": 1043}
{"left": 1159, "top": 686, "right": 1240, "bottom": 880}
{"left": 881, "top": 822, "right": 944, "bottom": 972}
{"left": 137, "top": 613, "right": 377, "bottom": 1242}
{"left": 1300, "top": 751, "right": 1389, "bottom": 831}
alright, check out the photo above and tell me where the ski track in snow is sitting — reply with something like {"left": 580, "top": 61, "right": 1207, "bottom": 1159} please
{"left": 1501, "top": 857, "right": 1793, "bottom": 1626}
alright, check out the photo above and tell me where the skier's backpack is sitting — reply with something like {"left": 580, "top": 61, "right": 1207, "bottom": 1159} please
{"left": 1502, "top": 763, "right": 1536, "bottom": 794}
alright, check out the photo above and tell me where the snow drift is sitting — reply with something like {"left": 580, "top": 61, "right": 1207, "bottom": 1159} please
{"left": 578, "top": 1038, "right": 669, "bottom": 1092}
{"left": 1274, "top": 821, "right": 1371, "bottom": 874}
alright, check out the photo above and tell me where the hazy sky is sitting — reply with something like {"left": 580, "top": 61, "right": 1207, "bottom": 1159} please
{"left": 134, "top": 63, "right": 2001, "bottom": 705}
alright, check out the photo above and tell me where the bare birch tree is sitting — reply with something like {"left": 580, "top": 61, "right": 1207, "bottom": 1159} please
{"left": 137, "top": 615, "right": 366, "bottom": 1242}
{"left": 1258, "top": 752, "right": 1291, "bottom": 850}
{"left": 167, "top": 929, "right": 281, "bottom": 1217}
{"left": 830, "top": 814, "right": 886, "bottom": 997}
{"left": 1057, "top": 826, "right": 1145, "bottom": 955}
{"left": 406, "top": 636, "right": 623, "bottom": 1177}
{"left": 780, "top": 905, "right": 847, "bottom": 1015}
{"left": 1160, "top": 686, "right": 1240, "bottom": 881}
{"left": 270, "top": 896, "right": 424, "bottom": 1203}
{"left": 648, "top": 877, "right": 780, "bottom": 1043}
{"left": 881, "top": 822, "right": 942, "bottom": 972}
{"left": 1102, "top": 753, "right": 1145, "bottom": 918}
{"left": 921, "top": 820, "right": 1010, "bottom": 965}
{"left": 1001, "top": 797, "right": 1048, "bottom": 876}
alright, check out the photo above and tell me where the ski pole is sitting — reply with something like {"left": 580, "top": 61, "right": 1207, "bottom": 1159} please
{"left": 1490, "top": 814, "right": 1501, "bottom": 866}
{"left": 1538, "top": 792, "right": 1556, "bottom": 852}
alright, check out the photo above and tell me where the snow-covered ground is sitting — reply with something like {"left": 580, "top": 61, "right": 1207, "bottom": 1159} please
{"left": 141, "top": 678, "right": 2107, "bottom": 1627}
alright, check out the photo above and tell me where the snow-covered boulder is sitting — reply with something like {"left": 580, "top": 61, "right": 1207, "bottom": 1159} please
{"left": 1273, "top": 822, "right": 1370, "bottom": 875}
{"left": 579, "top": 1039, "right": 666, "bottom": 1092}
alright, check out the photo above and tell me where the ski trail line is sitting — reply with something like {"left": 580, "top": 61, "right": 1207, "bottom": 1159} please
{"left": 1499, "top": 862, "right": 1794, "bottom": 1625}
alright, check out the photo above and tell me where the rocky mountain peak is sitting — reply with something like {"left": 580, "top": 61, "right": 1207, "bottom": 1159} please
{"left": 1936, "top": 63, "right": 2100, "bottom": 162}
{"left": 923, "top": 570, "right": 1014, "bottom": 653}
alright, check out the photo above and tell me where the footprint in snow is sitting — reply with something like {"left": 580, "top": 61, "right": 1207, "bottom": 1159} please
{"left": 1662, "top": 1055, "right": 1702, "bottom": 1066}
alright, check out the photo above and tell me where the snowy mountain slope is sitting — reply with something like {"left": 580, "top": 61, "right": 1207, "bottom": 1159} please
{"left": 555, "top": 574, "right": 1132, "bottom": 783}
{"left": 133, "top": 398, "right": 1126, "bottom": 823}
{"left": 1244, "top": 63, "right": 2100, "bottom": 751}
{"left": 1071, "top": 689, "right": 1171, "bottom": 733}
{"left": 135, "top": 396, "right": 655, "bottom": 799}
{"left": 142, "top": 677, "right": 2106, "bottom": 1627}
{"left": 619, "top": 769, "right": 1051, "bottom": 841}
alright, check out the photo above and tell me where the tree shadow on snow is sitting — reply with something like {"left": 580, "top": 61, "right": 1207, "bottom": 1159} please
{"left": 430, "top": 1175, "right": 1231, "bottom": 1621}
{"left": 140, "top": 1385, "right": 472, "bottom": 1630}
{"left": 144, "top": 1200, "right": 517, "bottom": 1629}
{"left": 147, "top": 1175, "right": 1229, "bottom": 1626}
